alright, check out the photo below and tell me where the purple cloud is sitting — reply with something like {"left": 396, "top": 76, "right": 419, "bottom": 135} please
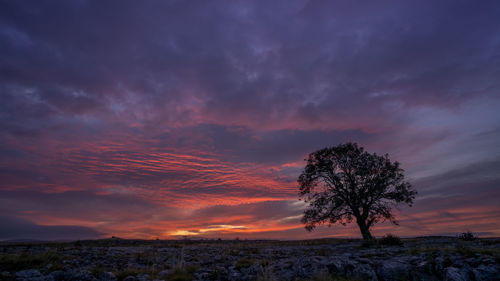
{"left": 0, "top": 0, "right": 499, "bottom": 240}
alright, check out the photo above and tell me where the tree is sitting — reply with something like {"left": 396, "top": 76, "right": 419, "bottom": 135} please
{"left": 298, "top": 142, "right": 417, "bottom": 240}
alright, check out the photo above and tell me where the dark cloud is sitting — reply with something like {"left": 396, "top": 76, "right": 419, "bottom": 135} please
{"left": 0, "top": 215, "right": 102, "bottom": 241}
{"left": 191, "top": 200, "right": 303, "bottom": 223}
{"left": 414, "top": 158, "right": 500, "bottom": 199}
{"left": 1, "top": 0, "right": 499, "bottom": 134}
{"left": 155, "top": 124, "right": 372, "bottom": 164}
{"left": 0, "top": 190, "right": 166, "bottom": 224}
{"left": 0, "top": 1, "right": 499, "bottom": 239}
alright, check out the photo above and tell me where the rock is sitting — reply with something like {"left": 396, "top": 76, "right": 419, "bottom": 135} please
{"left": 49, "top": 270, "right": 66, "bottom": 280}
{"left": 410, "top": 261, "right": 437, "bottom": 281}
{"left": 375, "top": 260, "right": 409, "bottom": 281}
{"left": 326, "top": 258, "right": 377, "bottom": 280}
{"left": 472, "top": 264, "right": 500, "bottom": 281}
{"left": 48, "top": 269, "right": 96, "bottom": 281}
{"left": 15, "top": 269, "right": 55, "bottom": 281}
{"left": 136, "top": 273, "right": 150, "bottom": 281}
{"left": 156, "top": 269, "right": 171, "bottom": 277}
{"left": 16, "top": 269, "right": 42, "bottom": 278}
{"left": 350, "top": 263, "right": 377, "bottom": 281}
{"left": 326, "top": 258, "right": 348, "bottom": 276}
{"left": 4, "top": 237, "right": 500, "bottom": 281}
{"left": 356, "top": 257, "right": 373, "bottom": 265}
{"left": 213, "top": 254, "right": 223, "bottom": 262}
{"left": 98, "top": 271, "right": 117, "bottom": 281}
{"left": 444, "top": 267, "right": 469, "bottom": 281}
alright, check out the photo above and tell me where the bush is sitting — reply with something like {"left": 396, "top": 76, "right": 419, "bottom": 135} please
{"left": 443, "top": 254, "right": 453, "bottom": 267}
{"left": 164, "top": 268, "right": 195, "bottom": 281}
{"left": 458, "top": 231, "right": 476, "bottom": 241}
{"left": 235, "top": 258, "right": 254, "bottom": 270}
{"left": 378, "top": 234, "right": 403, "bottom": 246}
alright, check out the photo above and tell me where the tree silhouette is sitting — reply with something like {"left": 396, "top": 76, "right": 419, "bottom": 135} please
{"left": 298, "top": 143, "right": 417, "bottom": 240}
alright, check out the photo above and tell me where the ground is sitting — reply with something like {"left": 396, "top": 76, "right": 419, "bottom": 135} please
{"left": 1, "top": 237, "right": 499, "bottom": 281}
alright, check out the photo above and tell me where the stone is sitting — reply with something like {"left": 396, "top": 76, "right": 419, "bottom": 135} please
{"left": 98, "top": 271, "right": 117, "bottom": 281}
{"left": 472, "top": 264, "right": 500, "bottom": 281}
{"left": 16, "top": 269, "right": 42, "bottom": 278}
{"left": 375, "top": 260, "right": 409, "bottom": 281}
{"left": 3, "top": 237, "right": 500, "bottom": 281}
{"left": 156, "top": 269, "right": 171, "bottom": 277}
{"left": 444, "top": 267, "right": 469, "bottom": 281}
{"left": 351, "top": 263, "right": 378, "bottom": 281}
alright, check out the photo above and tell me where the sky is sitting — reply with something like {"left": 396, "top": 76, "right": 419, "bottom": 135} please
{"left": 1, "top": 0, "right": 500, "bottom": 241}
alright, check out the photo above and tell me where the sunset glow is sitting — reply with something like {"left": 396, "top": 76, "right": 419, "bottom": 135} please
{"left": 1, "top": 1, "right": 500, "bottom": 241}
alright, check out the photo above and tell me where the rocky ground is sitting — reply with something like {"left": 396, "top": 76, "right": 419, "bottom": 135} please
{"left": 1, "top": 237, "right": 499, "bottom": 281}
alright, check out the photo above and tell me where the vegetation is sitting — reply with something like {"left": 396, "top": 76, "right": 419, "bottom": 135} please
{"left": 164, "top": 267, "right": 197, "bottom": 281}
{"left": 256, "top": 262, "right": 276, "bottom": 281}
{"left": 458, "top": 231, "right": 476, "bottom": 241}
{"left": 298, "top": 143, "right": 417, "bottom": 240}
{"left": 378, "top": 234, "right": 403, "bottom": 246}
{"left": 114, "top": 268, "right": 148, "bottom": 281}
{"left": 405, "top": 245, "right": 500, "bottom": 259}
{"left": 235, "top": 258, "right": 255, "bottom": 270}
{"left": 90, "top": 266, "right": 106, "bottom": 278}
{"left": 298, "top": 274, "right": 362, "bottom": 281}
{"left": 1, "top": 236, "right": 499, "bottom": 281}
{"left": 0, "top": 252, "right": 62, "bottom": 272}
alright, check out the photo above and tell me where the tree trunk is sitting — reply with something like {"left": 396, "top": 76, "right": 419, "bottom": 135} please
{"left": 356, "top": 218, "right": 373, "bottom": 240}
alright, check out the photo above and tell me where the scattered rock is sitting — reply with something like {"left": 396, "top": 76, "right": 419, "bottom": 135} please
{"left": 472, "top": 264, "right": 500, "bottom": 281}
{"left": 16, "top": 269, "right": 42, "bottom": 278}
{"left": 3, "top": 238, "right": 500, "bottom": 281}
{"left": 444, "top": 267, "right": 469, "bottom": 281}
{"left": 376, "top": 260, "right": 409, "bottom": 281}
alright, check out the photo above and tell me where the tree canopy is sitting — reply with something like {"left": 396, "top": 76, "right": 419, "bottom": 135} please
{"left": 298, "top": 142, "right": 417, "bottom": 240}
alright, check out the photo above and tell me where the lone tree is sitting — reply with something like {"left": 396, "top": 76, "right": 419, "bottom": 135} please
{"left": 298, "top": 143, "right": 417, "bottom": 240}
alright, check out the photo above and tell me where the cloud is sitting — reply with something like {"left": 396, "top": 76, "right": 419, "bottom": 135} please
{"left": 191, "top": 200, "right": 304, "bottom": 224}
{"left": 414, "top": 158, "right": 500, "bottom": 197}
{"left": 155, "top": 124, "right": 372, "bottom": 164}
{"left": 1, "top": 1, "right": 499, "bottom": 133}
{"left": 0, "top": 215, "right": 103, "bottom": 241}
{"left": 0, "top": 1, "right": 499, "bottom": 239}
{"left": 0, "top": 190, "right": 170, "bottom": 236}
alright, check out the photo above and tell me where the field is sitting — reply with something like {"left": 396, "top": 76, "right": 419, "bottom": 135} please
{"left": 1, "top": 236, "right": 499, "bottom": 281}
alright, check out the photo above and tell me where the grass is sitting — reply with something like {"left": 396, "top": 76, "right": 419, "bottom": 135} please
{"left": 2, "top": 236, "right": 498, "bottom": 281}
{"left": 113, "top": 268, "right": 148, "bottom": 281}
{"left": 163, "top": 266, "right": 197, "bottom": 281}
{"left": 256, "top": 263, "right": 275, "bottom": 281}
{"left": 135, "top": 249, "right": 158, "bottom": 266}
{"left": 405, "top": 244, "right": 500, "bottom": 260}
{"left": 480, "top": 238, "right": 500, "bottom": 246}
{"left": 317, "top": 248, "right": 328, "bottom": 256}
{"left": 0, "top": 237, "right": 363, "bottom": 252}
{"left": 0, "top": 252, "right": 63, "bottom": 272}
{"left": 298, "top": 274, "right": 362, "bottom": 281}
{"left": 90, "top": 266, "right": 106, "bottom": 278}
{"left": 235, "top": 258, "right": 255, "bottom": 270}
